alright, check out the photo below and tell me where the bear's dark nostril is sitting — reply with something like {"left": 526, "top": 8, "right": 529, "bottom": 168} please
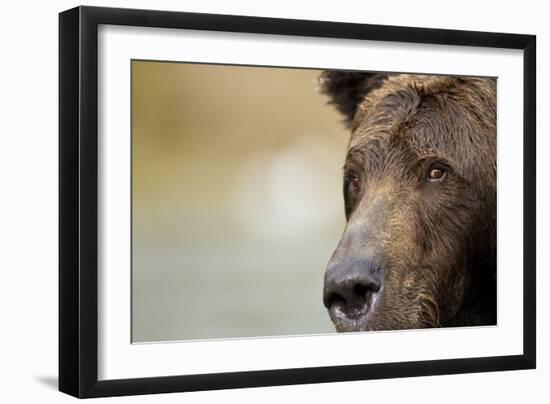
{"left": 353, "top": 283, "right": 370, "bottom": 298}
{"left": 325, "top": 292, "right": 346, "bottom": 310}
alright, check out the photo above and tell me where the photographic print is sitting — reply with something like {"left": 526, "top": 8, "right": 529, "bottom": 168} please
{"left": 59, "top": 7, "right": 535, "bottom": 397}
{"left": 131, "top": 61, "right": 497, "bottom": 342}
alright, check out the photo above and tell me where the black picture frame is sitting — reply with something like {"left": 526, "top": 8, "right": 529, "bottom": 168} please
{"left": 59, "top": 5, "right": 536, "bottom": 398}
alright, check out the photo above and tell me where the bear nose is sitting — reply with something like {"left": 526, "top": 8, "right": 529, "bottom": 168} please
{"left": 323, "top": 258, "right": 382, "bottom": 317}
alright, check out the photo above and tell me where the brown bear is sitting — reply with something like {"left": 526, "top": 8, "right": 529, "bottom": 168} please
{"left": 319, "top": 72, "right": 496, "bottom": 332}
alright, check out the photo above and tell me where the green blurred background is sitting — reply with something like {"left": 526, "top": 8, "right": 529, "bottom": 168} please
{"left": 132, "top": 61, "right": 348, "bottom": 342}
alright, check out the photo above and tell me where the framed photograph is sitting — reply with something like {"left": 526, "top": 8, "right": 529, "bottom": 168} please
{"left": 59, "top": 6, "right": 536, "bottom": 398}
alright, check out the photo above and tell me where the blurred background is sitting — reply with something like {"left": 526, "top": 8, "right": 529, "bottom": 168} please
{"left": 132, "top": 61, "right": 349, "bottom": 342}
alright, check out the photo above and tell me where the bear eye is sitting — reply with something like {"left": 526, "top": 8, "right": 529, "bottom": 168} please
{"left": 427, "top": 165, "right": 447, "bottom": 182}
{"left": 343, "top": 172, "right": 361, "bottom": 219}
{"left": 344, "top": 173, "right": 361, "bottom": 195}
{"left": 348, "top": 175, "right": 360, "bottom": 189}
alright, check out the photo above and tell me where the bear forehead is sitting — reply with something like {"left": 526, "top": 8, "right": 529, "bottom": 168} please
{"left": 348, "top": 74, "right": 496, "bottom": 160}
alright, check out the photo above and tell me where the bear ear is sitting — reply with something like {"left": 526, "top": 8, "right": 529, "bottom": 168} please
{"left": 318, "top": 71, "right": 388, "bottom": 127}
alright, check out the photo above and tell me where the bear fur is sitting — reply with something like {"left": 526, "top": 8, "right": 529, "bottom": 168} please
{"left": 320, "top": 72, "right": 496, "bottom": 331}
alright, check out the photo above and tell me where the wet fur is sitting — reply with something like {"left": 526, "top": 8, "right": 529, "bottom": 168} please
{"left": 320, "top": 72, "right": 497, "bottom": 331}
